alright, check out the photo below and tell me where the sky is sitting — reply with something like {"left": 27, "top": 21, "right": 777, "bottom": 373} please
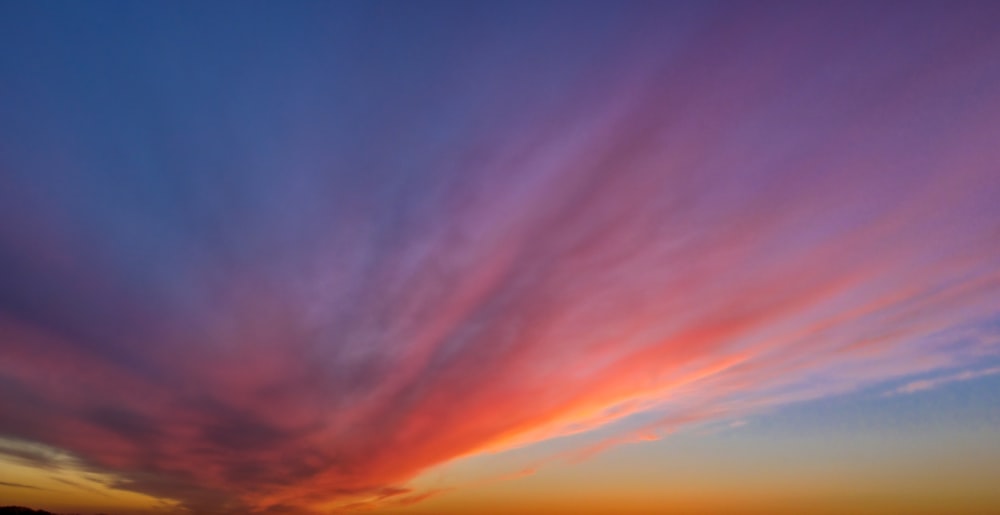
{"left": 1, "top": 1, "right": 999, "bottom": 514}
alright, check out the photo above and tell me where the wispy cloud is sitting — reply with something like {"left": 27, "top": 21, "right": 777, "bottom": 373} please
{"left": 0, "top": 2, "right": 999, "bottom": 514}
{"left": 0, "top": 480, "right": 47, "bottom": 491}
{"left": 886, "top": 367, "right": 1000, "bottom": 397}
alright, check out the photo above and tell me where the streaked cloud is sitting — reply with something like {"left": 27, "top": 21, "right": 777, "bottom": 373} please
{"left": 886, "top": 367, "right": 1000, "bottom": 397}
{"left": 0, "top": 2, "right": 999, "bottom": 514}
{"left": 0, "top": 480, "right": 46, "bottom": 490}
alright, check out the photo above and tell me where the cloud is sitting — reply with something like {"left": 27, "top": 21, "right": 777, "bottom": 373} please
{"left": 886, "top": 367, "right": 1000, "bottom": 397}
{"left": 0, "top": 481, "right": 47, "bottom": 491}
{"left": 1, "top": 2, "right": 1000, "bottom": 514}
{"left": 50, "top": 477, "right": 112, "bottom": 498}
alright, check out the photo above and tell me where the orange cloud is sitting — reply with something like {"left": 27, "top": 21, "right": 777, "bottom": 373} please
{"left": 1, "top": 2, "right": 1000, "bottom": 514}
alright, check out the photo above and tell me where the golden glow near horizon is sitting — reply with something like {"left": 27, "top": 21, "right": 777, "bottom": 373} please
{"left": 0, "top": 439, "right": 179, "bottom": 514}
{"left": 377, "top": 416, "right": 1000, "bottom": 515}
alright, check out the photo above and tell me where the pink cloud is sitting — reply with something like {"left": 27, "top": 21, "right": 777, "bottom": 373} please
{"left": 1, "top": 3, "right": 1000, "bottom": 514}
{"left": 887, "top": 367, "right": 1000, "bottom": 396}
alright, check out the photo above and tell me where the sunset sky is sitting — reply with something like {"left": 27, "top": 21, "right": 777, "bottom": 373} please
{"left": 1, "top": 2, "right": 999, "bottom": 514}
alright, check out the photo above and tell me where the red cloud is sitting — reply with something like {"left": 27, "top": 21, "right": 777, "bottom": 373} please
{"left": 2, "top": 3, "right": 1000, "bottom": 514}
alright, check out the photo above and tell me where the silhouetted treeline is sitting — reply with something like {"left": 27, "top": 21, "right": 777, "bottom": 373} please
{"left": 0, "top": 508, "right": 54, "bottom": 515}
{"left": 0, "top": 507, "right": 106, "bottom": 515}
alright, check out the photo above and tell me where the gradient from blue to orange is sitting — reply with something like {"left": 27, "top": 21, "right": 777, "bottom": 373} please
{"left": 1, "top": 2, "right": 999, "bottom": 514}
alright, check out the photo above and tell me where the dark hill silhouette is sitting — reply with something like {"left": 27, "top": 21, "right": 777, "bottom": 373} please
{"left": 0, "top": 507, "right": 104, "bottom": 515}
{"left": 0, "top": 508, "right": 55, "bottom": 515}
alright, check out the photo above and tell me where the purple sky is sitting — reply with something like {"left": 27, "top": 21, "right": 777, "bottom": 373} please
{"left": 1, "top": 2, "right": 999, "bottom": 514}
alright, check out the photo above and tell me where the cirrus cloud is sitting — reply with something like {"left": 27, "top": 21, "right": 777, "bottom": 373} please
{"left": 1, "top": 2, "right": 1000, "bottom": 513}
